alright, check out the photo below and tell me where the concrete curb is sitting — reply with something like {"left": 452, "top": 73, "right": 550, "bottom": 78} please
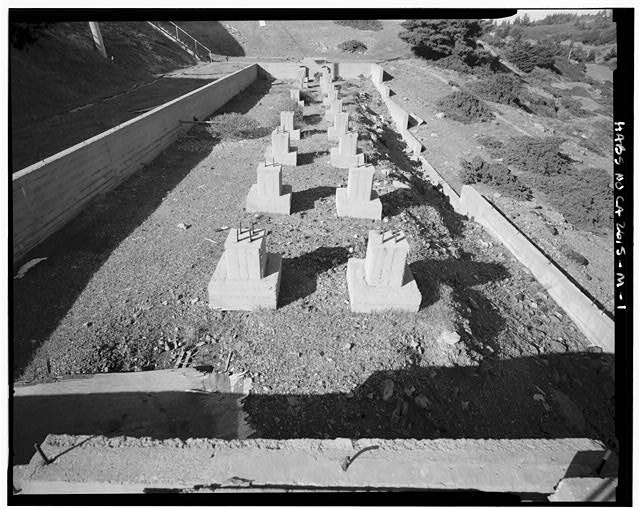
{"left": 15, "top": 435, "right": 610, "bottom": 494}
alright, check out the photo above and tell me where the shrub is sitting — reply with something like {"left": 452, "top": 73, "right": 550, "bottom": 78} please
{"left": 399, "top": 19, "right": 482, "bottom": 60}
{"left": 470, "top": 74, "right": 522, "bottom": 105}
{"left": 436, "top": 91, "right": 493, "bottom": 123}
{"left": 503, "top": 137, "right": 573, "bottom": 176}
{"left": 338, "top": 39, "right": 368, "bottom": 53}
{"left": 334, "top": 19, "right": 383, "bottom": 31}
{"left": 559, "top": 96, "right": 594, "bottom": 117}
{"left": 460, "top": 156, "right": 532, "bottom": 200}
{"left": 205, "top": 113, "right": 266, "bottom": 140}
{"left": 517, "top": 90, "right": 558, "bottom": 118}
{"left": 526, "top": 167, "right": 613, "bottom": 234}
{"left": 477, "top": 135, "right": 504, "bottom": 158}
{"left": 505, "top": 40, "right": 556, "bottom": 73}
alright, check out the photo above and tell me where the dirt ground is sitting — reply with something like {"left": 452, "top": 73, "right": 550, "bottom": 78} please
{"left": 382, "top": 58, "right": 614, "bottom": 315}
{"left": 12, "top": 75, "right": 615, "bottom": 451}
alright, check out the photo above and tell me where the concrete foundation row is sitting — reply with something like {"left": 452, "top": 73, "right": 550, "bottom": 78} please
{"left": 209, "top": 66, "right": 421, "bottom": 313}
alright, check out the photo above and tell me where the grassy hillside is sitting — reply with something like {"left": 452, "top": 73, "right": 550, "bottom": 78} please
{"left": 11, "top": 22, "right": 196, "bottom": 127}
{"left": 178, "top": 20, "right": 411, "bottom": 60}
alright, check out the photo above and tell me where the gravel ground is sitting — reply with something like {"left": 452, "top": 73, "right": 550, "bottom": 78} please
{"left": 12, "top": 75, "right": 615, "bottom": 451}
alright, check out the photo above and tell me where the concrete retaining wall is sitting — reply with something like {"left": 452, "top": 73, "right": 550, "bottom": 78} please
{"left": 335, "top": 62, "right": 374, "bottom": 80}
{"left": 459, "top": 185, "right": 614, "bottom": 353}
{"left": 12, "top": 64, "right": 259, "bottom": 263}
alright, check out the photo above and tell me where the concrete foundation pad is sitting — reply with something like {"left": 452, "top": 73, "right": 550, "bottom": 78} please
{"left": 208, "top": 253, "right": 282, "bottom": 311}
{"left": 346, "top": 258, "right": 421, "bottom": 313}
{"left": 245, "top": 184, "right": 292, "bottom": 215}
{"left": 336, "top": 188, "right": 382, "bottom": 220}
{"left": 330, "top": 148, "right": 365, "bottom": 169}
{"left": 265, "top": 148, "right": 297, "bottom": 167}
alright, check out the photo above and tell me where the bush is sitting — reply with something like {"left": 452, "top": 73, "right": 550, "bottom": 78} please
{"left": 334, "top": 19, "right": 383, "bottom": 31}
{"left": 399, "top": 19, "right": 482, "bottom": 60}
{"left": 460, "top": 156, "right": 532, "bottom": 200}
{"left": 436, "top": 91, "right": 493, "bottom": 123}
{"left": 338, "top": 39, "right": 368, "bottom": 53}
{"left": 503, "top": 137, "right": 573, "bottom": 176}
{"left": 470, "top": 74, "right": 522, "bottom": 105}
{"left": 505, "top": 40, "right": 556, "bottom": 73}
{"left": 559, "top": 96, "right": 594, "bottom": 117}
{"left": 205, "top": 113, "right": 266, "bottom": 140}
{"left": 477, "top": 135, "right": 504, "bottom": 158}
{"left": 479, "top": 135, "right": 612, "bottom": 234}
{"left": 527, "top": 167, "right": 613, "bottom": 234}
{"left": 517, "top": 90, "right": 559, "bottom": 118}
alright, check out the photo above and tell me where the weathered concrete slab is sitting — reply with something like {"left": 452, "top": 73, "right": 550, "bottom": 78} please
{"left": 14, "top": 436, "right": 610, "bottom": 494}
{"left": 346, "top": 258, "right": 420, "bottom": 313}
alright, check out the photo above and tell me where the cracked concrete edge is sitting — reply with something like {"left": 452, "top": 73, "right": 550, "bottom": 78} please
{"left": 14, "top": 436, "right": 610, "bottom": 494}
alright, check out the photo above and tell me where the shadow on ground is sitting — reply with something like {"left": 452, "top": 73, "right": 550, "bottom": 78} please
{"left": 11, "top": 78, "right": 276, "bottom": 379}
{"left": 13, "top": 352, "right": 616, "bottom": 466}
{"left": 290, "top": 185, "right": 336, "bottom": 214}
{"left": 177, "top": 21, "right": 246, "bottom": 57}
{"left": 278, "top": 246, "right": 349, "bottom": 306}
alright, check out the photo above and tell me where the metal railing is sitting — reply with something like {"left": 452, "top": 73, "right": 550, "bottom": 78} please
{"left": 148, "top": 21, "right": 213, "bottom": 61}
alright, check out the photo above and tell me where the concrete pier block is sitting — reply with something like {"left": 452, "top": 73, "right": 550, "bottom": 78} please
{"left": 330, "top": 132, "right": 364, "bottom": 168}
{"left": 364, "top": 230, "right": 410, "bottom": 288}
{"left": 245, "top": 163, "right": 292, "bottom": 215}
{"left": 280, "top": 112, "right": 300, "bottom": 141}
{"left": 346, "top": 258, "right": 421, "bottom": 313}
{"left": 330, "top": 149, "right": 364, "bottom": 169}
{"left": 324, "top": 99, "right": 343, "bottom": 121}
{"left": 224, "top": 228, "right": 268, "bottom": 281}
{"left": 338, "top": 132, "right": 358, "bottom": 155}
{"left": 209, "top": 252, "right": 282, "bottom": 311}
{"left": 208, "top": 228, "right": 282, "bottom": 311}
{"left": 256, "top": 162, "right": 282, "bottom": 196}
{"left": 246, "top": 184, "right": 292, "bottom": 215}
{"left": 266, "top": 131, "right": 297, "bottom": 166}
{"left": 328, "top": 112, "right": 349, "bottom": 141}
{"left": 336, "top": 188, "right": 381, "bottom": 220}
{"left": 323, "top": 89, "right": 339, "bottom": 106}
{"left": 347, "top": 164, "right": 375, "bottom": 202}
